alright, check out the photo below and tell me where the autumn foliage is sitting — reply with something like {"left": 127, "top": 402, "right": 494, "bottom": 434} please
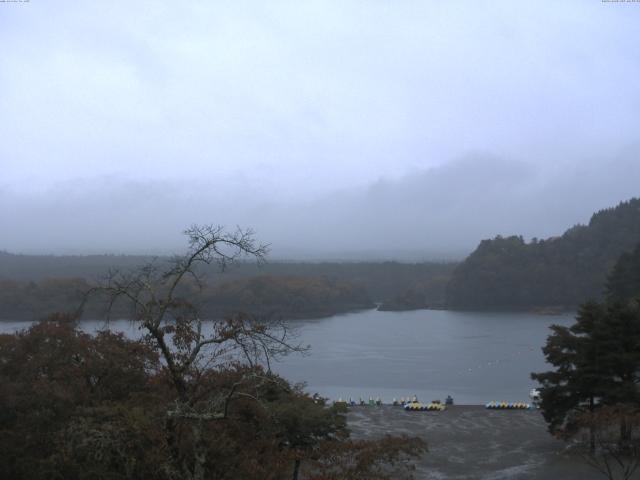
{"left": 0, "top": 314, "right": 425, "bottom": 480}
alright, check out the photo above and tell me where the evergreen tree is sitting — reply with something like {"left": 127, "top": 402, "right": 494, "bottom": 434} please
{"left": 531, "top": 302, "right": 606, "bottom": 442}
{"left": 607, "top": 242, "right": 640, "bottom": 304}
{"left": 532, "top": 300, "right": 640, "bottom": 448}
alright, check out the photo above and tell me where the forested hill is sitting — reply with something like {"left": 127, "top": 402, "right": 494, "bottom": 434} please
{"left": 447, "top": 198, "right": 640, "bottom": 310}
{"left": 0, "top": 253, "right": 453, "bottom": 320}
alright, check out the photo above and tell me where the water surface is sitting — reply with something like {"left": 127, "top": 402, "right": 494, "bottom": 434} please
{"left": 274, "top": 309, "right": 574, "bottom": 404}
{"left": 1, "top": 309, "right": 574, "bottom": 404}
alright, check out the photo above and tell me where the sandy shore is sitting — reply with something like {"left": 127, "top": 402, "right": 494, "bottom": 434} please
{"left": 347, "top": 405, "right": 631, "bottom": 480}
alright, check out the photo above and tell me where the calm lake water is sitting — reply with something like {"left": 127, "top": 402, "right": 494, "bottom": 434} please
{"left": 1, "top": 309, "right": 575, "bottom": 405}
{"left": 277, "top": 309, "right": 575, "bottom": 405}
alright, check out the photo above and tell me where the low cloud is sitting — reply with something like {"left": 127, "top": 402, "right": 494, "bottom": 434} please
{"left": 2, "top": 150, "right": 638, "bottom": 260}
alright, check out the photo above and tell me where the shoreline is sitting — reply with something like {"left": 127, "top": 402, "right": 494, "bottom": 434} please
{"left": 0, "top": 305, "right": 577, "bottom": 323}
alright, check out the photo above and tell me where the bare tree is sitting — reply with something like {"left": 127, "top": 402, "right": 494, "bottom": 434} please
{"left": 575, "top": 406, "right": 640, "bottom": 480}
{"left": 84, "top": 225, "right": 306, "bottom": 480}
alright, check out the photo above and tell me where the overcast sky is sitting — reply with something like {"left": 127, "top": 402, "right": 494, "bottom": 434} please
{"left": 1, "top": 1, "right": 639, "bottom": 258}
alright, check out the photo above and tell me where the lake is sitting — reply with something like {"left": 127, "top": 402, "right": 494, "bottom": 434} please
{"left": 0, "top": 308, "right": 575, "bottom": 405}
{"left": 278, "top": 309, "right": 574, "bottom": 404}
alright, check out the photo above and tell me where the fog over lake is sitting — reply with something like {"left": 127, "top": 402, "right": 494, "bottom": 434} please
{"left": 2, "top": 1, "right": 640, "bottom": 260}
{"left": 2, "top": 309, "right": 574, "bottom": 405}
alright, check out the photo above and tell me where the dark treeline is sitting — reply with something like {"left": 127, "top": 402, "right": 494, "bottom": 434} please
{"left": 0, "top": 275, "right": 374, "bottom": 322}
{"left": 204, "top": 275, "right": 373, "bottom": 319}
{"left": 0, "top": 252, "right": 455, "bottom": 301}
{"left": 0, "top": 251, "right": 152, "bottom": 280}
{"left": 447, "top": 198, "right": 640, "bottom": 310}
{"left": 0, "top": 253, "right": 455, "bottom": 321}
{"left": 376, "top": 273, "right": 450, "bottom": 311}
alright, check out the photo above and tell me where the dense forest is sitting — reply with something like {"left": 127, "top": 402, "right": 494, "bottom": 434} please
{"left": 0, "top": 275, "right": 374, "bottom": 322}
{"left": 606, "top": 242, "right": 640, "bottom": 304}
{"left": 447, "top": 198, "right": 640, "bottom": 310}
{"left": 203, "top": 275, "right": 373, "bottom": 319}
{"left": 376, "top": 274, "right": 450, "bottom": 311}
{"left": 0, "top": 253, "right": 454, "bottom": 321}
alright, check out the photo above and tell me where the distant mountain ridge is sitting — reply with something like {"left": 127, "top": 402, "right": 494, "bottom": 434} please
{"left": 447, "top": 198, "right": 640, "bottom": 310}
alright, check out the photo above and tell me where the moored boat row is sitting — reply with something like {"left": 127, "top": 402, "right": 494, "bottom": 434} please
{"left": 330, "top": 394, "right": 538, "bottom": 411}
{"left": 485, "top": 401, "right": 531, "bottom": 409}
{"left": 404, "top": 402, "right": 446, "bottom": 411}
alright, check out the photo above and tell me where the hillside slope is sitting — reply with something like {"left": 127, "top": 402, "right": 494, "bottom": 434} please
{"left": 447, "top": 198, "right": 640, "bottom": 309}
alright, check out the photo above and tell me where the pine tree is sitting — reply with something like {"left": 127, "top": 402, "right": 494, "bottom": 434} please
{"left": 607, "top": 242, "right": 640, "bottom": 304}
{"left": 531, "top": 302, "right": 606, "bottom": 444}
{"left": 532, "top": 300, "right": 640, "bottom": 449}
